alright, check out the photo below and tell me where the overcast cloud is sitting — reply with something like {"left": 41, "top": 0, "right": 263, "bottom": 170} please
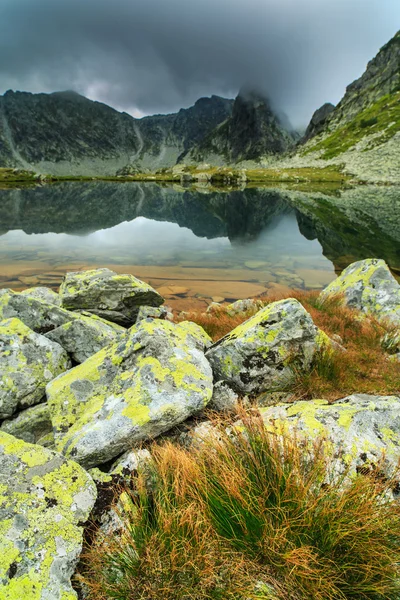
{"left": 0, "top": 0, "right": 398, "bottom": 127}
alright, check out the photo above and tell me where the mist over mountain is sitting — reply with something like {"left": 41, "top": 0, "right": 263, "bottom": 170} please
{"left": 0, "top": 30, "right": 398, "bottom": 178}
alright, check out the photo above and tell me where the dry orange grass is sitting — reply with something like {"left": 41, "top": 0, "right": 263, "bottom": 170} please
{"left": 80, "top": 443, "right": 272, "bottom": 600}
{"left": 81, "top": 412, "right": 400, "bottom": 600}
{"left": 179, "top": 290, "right": 400, "bottom": 401}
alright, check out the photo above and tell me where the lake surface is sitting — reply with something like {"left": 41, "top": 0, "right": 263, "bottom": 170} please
{"left": 0, "top": 182, "right": 399, "bottom": 311}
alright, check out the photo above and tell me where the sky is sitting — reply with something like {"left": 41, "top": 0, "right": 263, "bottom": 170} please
{"left": 0, "top": 0, "right": 398, "bottom": 128}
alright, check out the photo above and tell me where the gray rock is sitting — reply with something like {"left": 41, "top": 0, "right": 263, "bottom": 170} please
{"left": 208, "top": 381, "right": 239, "bottom": 413}
{"left": 206, "top": 298, "right": 331, "bottom": 395}
{"left": 226, "top": 298, "right": 264, "bottom": 316}
{"left": 0, "top": 403, "right": 52, "bottom": 445}
{"left": 0, "top": 431, "right": 96, "bottom": 599}
{"left": 259, "top": 394, "right": 400, "bottom": 484}
{"left": 46, "top": 319, "right": 213, "bottom": 468}
{"left": 175, "top": 320, "right": 212, "bottom": 351}
{"left": 59, "top": 268, "right": 164, "bottom": 326}
{"left": 319, "top": 258, "right": 400, "bottom": 326}
{"left": 110, "top": 448, "right": 153, "bottom": 486}
{"left": 179, "top": 421, "right": 223, "bottom": 450}
{"left": 135, "top": 305, "right": 171, "bottom": 322}
{"left": 0, "top": 288, "right": 83, "bottom": 333}
{"left": 0, "top": 318, "right": 71, "bottom": 419}
{"left": 46, "top": 314, "right": 126, "bottom": 364}
{"left": 20, "top": 286, "right": 61, "bottom": 306}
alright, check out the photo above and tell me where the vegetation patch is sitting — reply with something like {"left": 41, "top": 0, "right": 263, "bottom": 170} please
{"left": 304, "top": 91, "right": 400, "bottom": 159}
{"left": 180, "top": 290, "right": 400, "bottom": 401}
{"left": 81, "top": 412, "right": 400, "bottom": 599}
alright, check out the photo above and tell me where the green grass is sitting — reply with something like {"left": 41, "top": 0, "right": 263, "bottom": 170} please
{"left": 81, "top": 412, "right": 400, "bottom": 600}
{"left": 0, "top": 164, "right": 351, "bottom": 189}
{"left": 305, "top": 91, "right": 400, "bottom": 159}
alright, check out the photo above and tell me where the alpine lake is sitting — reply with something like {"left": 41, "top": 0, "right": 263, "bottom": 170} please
{"left": 0, "top": 180, "right": 399, "bottom": 312}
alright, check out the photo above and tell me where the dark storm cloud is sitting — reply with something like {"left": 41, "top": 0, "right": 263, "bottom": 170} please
{"left": 0, "top": 0, "right": 398, "bottom": 127}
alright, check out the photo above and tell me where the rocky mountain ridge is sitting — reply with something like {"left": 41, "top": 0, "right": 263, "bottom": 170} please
{"left": 279, "top": 30, "right": 400, "bottom": 183}
{"left": 0, "top": 30, "right": 398, "bottom": 180}
{"left": 0, "top": 91, "right": 234, "bottom": 175}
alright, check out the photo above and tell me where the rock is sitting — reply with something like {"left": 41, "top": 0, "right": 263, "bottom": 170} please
{"left": 206, "top": 302, "right": 222, "bottom": 314}
{"left": 46, "top": 319, "right": 213, "bottom": 468}
{"left": 180, "top": 173, "right": 193, "bottom": 184}
{"left": 18, "top": 275, "right": 39, "bottom": 285}
{"left": 59, "top": 268, "right": 164, "bottom": 326}
{"left": 0, "top": 289, "right": 84, "bottom": 333}
{"left": 260, "top": 394, "right": 400, "bottom": 484}
{"left": 244, "top": 261, "right": 269, "bottom": 270}
{"left": 179, "top": 420, "right": 223, "bottom": 450}
{"left": 206, "top": 299, "right": 331, "bottom": 395}
{"left": 0, "top": 318, "right": 71, "bottom": 419}
{"left": 135, "top": 305, "right": 173, "bottom": 322}
{"left": 226, "top": 298, "right": 264, "bottom": 316}
{"left": 46, "top": 314, "right": 125, "bottom": 364}
{"left": 0, "top": 403, "right": 52, "bottom": 445}
{"left": 212, "top": 296, "right": 225, "bottom": 303}
{"left": 208, "top": 381, "right": 239, "bottom": 413}
{"left": 0, "top": 431, "right": 96, "bottom": 599}
{"left": 175, "top": 321, "right": 212, "bottom": 351}
{"left": 110, "top": 448, "right": 154, "bottom": 488}
{"left": 319, "top": 259, "right": 400, "bottom": 326}
{"left": 20, "top": 286, "right": 61, "bottom": 306}
{"left": 156, "top": 285, "right": 189, "bottom": 297}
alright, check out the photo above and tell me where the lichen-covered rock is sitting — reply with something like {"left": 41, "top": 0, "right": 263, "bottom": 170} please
{"left": 226, "top": 298, "right": 264, "bottom": 316}
{"left": 175, "top": 320, "right": 212, "bottom": 351}
{"left": 206, "top": 299, "right": 330, "bottom": 395}
{"left": 0, "top": 289, "right": 82, "bottom": 333}
{"left": 46, "top": 319, "right": 213, "bottom": 468}
{"left": 0, "top": 432, "right": 96, "bottom": 599}
{"left": 319, "top": 259, "right": 400, "bottom": 326}
{"left": 0, "top": 403, "right": 52, "bottom": 445}
{"left": 46, "top": 314, "right": 126, "bottom": 364}
{"left": 135, "top": 305, "right": 172, "bottom": 322}
{"left": 20, "top": 286, "right": 61, "bottom": 306}
{"left": 110, "top": 448, "right": 153, "bottom": 477}
{"left": 208, "top": 381, "right": 240, "bottom": 413}
{"left": 0, "top": 318, "right": 71, "bottom": 419}
{"left": 109, "top": 448, "right": 154, "bottom": 490}
{"left": 260, "top": 394, "right": 400, "bottom": 481}
{"left": 59, "top": 268, "right": 164, "bottom": 326}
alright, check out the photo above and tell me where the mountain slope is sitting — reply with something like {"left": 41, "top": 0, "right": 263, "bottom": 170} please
{"left": 282, "top": 30, "right": 400, "bottom": 183}
{"left": 184, "top": 90, "right": 295, "bottom": 164}
{"left": 0, "top": 91, "right": 233, "bottom": 175}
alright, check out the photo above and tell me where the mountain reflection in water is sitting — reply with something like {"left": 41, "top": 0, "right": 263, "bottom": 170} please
{"left": 0, "top": 182, "right": 398, "bottom": 309}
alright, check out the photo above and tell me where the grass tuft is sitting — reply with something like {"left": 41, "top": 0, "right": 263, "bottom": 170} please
{"left": 81, "top": 412, "right": 400, "bottom": 600}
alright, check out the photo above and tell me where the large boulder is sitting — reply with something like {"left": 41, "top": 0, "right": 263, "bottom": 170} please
{"left": 260, "top": 394, "right": 400, "bottom": 484}
{"left": 46, "top": 319, "right": 213, "bottom": 468}
{"left": 206, "top": 298, "right": 331, "bottom": 395}
{"left": 174, "top": 321, "right": 212, "bottom": 351}
{"left": 59, "top": 268, "right": 164, "bottom": 326}
{"left": 319, "top": 259, "right": 400, "bottom": 326}
{"left": 0, "top": 289, "right": 82, "bottom": 333}
{"left": 20, "top": 286, "right": 61, "bottom": 306}
{"left": 0, "top": 403, "right": 52, "bottom": 445}
{"left": 46, "top": 314, "right": 126, "bottom": 364}
{"left": 0, "top": 432, "right": 96, "bottom": 599}
{"left": 0, "top": 318, "right": 71, "bottom": 419}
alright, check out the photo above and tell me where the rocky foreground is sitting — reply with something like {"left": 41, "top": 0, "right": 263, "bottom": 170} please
{"left": 1, "top": 259, "right": 400, "bottom": 598}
